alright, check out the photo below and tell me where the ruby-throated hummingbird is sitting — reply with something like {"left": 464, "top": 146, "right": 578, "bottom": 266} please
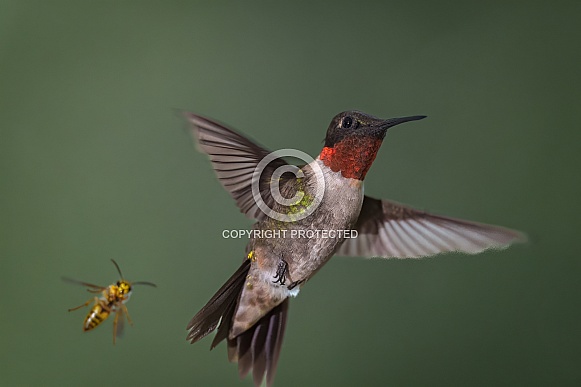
{"left": 185, "top": 111, "right": 524, "bottom": 386}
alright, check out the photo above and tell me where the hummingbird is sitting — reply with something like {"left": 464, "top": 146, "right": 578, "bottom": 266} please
{"left": 184, "top": 111, "right": 524, "bottom": 386}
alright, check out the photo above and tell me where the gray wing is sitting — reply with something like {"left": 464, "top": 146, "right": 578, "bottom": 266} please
{"left": 336, "top": 196, "right": 526, "bottom": 259}
{"left": 61, "top": 276, "right": 105, "bottom": 291}
{"left": 185, "top": 112, "right": 288, "bottom": 221}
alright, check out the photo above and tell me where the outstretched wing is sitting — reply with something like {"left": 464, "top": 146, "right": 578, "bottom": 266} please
{"left": 61, "top": 276, "right": 105, "bottom": 291}
{"left": 336, "top": 196, "right": 526, "bottom": 259}
{"left": 185, "top": 113, "right": 288, "bottom": 221}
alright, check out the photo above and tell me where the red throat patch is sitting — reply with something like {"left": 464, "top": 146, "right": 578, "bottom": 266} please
{"left": 319, "top": 136, "right": 383, "bottom": 180}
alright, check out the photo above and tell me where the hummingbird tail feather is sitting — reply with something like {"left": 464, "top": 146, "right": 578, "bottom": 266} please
{"left": 186, "top": 258, "right": 289, "bottom": 386}
{"left": 186, "top": 260, "right": 251, "bottom": 345}
{"left": 228, "top": 298, "right": 289, "bottom": 387}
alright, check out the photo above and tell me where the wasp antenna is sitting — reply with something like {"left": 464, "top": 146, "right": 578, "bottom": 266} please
{"left": 133, "top": 281, "right": 157, "bottom": 287}
{"left": 111, "top": 259, "right": 124, "bottom": 279}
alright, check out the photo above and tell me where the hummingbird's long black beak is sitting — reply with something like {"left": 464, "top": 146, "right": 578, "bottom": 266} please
{"left": 382, "top": 115, "right": 427, "bottom": 129}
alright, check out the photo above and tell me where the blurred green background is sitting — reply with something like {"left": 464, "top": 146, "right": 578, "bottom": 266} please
{"left": 1, "top": 1, "right": 579, "bottom": 386}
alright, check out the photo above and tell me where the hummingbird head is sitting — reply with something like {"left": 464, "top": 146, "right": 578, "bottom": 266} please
{"left": 319, "top": 111, "right": 426, "bottom": 180}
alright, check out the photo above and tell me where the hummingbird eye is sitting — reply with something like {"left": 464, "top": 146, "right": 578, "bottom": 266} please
{"left": 341, "top": 116, "right": 353, "bottom": 129}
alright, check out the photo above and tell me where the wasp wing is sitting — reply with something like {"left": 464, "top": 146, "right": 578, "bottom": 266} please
{"left": 61, "top": 276, "right": 106, "bottom": 291}
{"left": 111, "top": 305, "right": 128, "bottom": 345}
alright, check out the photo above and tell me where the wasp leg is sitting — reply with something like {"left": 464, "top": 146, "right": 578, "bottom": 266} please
{"left": 113, "top": 310, "right": 119, "bottom": 345}
{"left": 68, "top": 298, "right": 94, "bottom": 312}
{"left": 123, "top": 304, "right": 133, "bottom": 326}
{"left": 273, "top": 260, "right": 288, "bottom": 286}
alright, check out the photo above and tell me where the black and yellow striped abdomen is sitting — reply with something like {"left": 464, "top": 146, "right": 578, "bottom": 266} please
{"left": 83, "top": 301, "right": 111, "bottom": 331}
{"left": 65, "top": 259, "right": 156, "bottom": 344}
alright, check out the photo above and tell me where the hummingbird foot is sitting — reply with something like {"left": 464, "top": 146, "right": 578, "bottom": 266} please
{"left": 272, "top": 260, "right": 288, "bottom": 286}
{"left": 287, "top": 279, "right": 303, "bottom": 291}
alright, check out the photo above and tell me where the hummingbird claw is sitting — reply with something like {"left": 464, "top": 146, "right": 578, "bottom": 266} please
{"left": 273, "top": 260, "right": 288, "bottom": 286}
{"left": 287, "top": 279, "right": 303, "bottom": 290}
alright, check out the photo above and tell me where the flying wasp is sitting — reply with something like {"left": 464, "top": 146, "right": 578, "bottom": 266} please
{"left": 63, "top": 259, "right": 156, "bottom": 344}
